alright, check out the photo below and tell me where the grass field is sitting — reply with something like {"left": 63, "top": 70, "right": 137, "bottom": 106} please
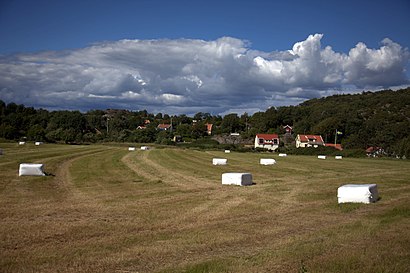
{"left": 0, "top": 143, "right": 409, "bottom": 272}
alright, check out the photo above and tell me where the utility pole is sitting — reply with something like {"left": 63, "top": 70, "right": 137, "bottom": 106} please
{"left": 335, "top": 129, "right": 342, "bottom": 145}
{"left": 335, "top": 129, "right": 337, "bottom": 145}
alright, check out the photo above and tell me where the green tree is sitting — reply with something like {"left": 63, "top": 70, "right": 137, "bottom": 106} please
{"left": 221, "top": 113, "right": 242, "bottom": 134}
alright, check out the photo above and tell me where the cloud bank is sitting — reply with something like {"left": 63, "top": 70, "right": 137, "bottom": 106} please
{"left": 0, "top": 34, "right": 409, "bottom": 115}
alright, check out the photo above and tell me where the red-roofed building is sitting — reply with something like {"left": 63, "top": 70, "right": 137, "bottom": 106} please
{"left": 255, "top": 134, "right": 280, "bottom": 151}
{"left": 157, "top": 124, "right": 172, "bottom": 131}
{"left": 366, "top": 146, "right": 385, "bottom": 157}
{"left": 205, "top": 123, "right": 213, "bottom": 135}
{"left": 283, "top": 125, "right": 293, "bottom": 134}
{"left": 295, "top": 134, "right": 325, "bottom": 148}
{"left": 325, "top": 143, "right": 343, "bottom": 151}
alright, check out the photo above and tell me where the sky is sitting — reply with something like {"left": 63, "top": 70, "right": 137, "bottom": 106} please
{"left": 0, "top": 0, "right": 409, "bottom": 115}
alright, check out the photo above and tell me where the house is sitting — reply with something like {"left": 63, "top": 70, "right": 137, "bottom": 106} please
{"left": 254, "top": 134, "right": 280, "bottom": 151}
{"left": 157, "top": 124, "right": 172, "bottom": 131}
{"left": 173, "top": 135, "right": 182, "bottom": 142}
{"left": 205, "top": 123, "right": 213, "bottom": 135}
{"left": 283, "top": 125, "right": 293, "bottom": 135}
{"left": 366, "top": 146, "right": 385, "bottom": 157}
{"left": 295, "top": 134, "right": 325, "bottom": 148}
{"left": 324, "top": 143, "right": 343, "bottom": 151}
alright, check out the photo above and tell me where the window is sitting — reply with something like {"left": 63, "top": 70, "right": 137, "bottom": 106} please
{"left": 259, "top": 138, "right": 264, "bottom": 144}
{"left": 273, "top": 139, "right": 278, "bottom": 144}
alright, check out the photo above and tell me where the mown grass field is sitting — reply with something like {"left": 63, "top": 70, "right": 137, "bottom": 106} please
{"left": 0, "top": 142, "right": 409, "bottom": 272}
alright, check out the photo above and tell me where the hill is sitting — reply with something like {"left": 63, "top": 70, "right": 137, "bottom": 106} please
{"left": 0, "top": 88, "right": 409, "bottom": 157}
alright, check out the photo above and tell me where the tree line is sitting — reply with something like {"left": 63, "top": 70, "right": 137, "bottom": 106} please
{"left": 1, "top": 88, "right": 409, "bottom": 157}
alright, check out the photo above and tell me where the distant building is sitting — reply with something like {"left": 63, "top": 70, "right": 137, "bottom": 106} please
{"left": 283, "top": 125, "right": 293, "bottom": 135}
{"left": 255, "top": 134, "right": 280, "bottom": 151}
{"left": 206, "top": 123, "right": 213, "bottom": 135}
{"left": 157, "top": 124, "right": 172, "bottom": 131}
{"left": 366, "top": 146, "right": 385, "bottom": 157}
{"left": 324, "top": 143, "right": 343, "bottom": 151}
{"left": 295, "top": 134, "right": 324, "bottom": 148}
{"left": 173, "top": 135, "right": 182, "bottom": 142}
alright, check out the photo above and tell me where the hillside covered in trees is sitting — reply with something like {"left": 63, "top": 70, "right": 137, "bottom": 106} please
{"left": 1, "top": 88, "right": 409, "bottom": 157}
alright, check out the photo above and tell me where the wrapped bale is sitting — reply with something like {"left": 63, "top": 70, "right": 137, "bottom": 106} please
{"left": 318, "top": 155, "right": 327, "bottom": 159}
{"left": 19, "top": 141, "right": 25, "bottom": 145}
{"left": 222, "top": 173, "right": 253, "bottom": 186}
{"left": 335, "top": 155, "right": 343, "bottom": 159}
{"left": 224, "top": 150, "right": 231, "bottom": 153}
{"left": 128, "top": 147, "right": 136, "bottom": 151}
{"left": 140, "top": 146, "right": 150, "bottom": 150}
{"left": 279, "top": 153, "right": 287, "bottom": 157}
{"left": 337, "top": 184, "right": 379, "bottom": 204}
{"left": 212, "top": 158, "right": 227, "bottom": 165}
{"left": 35, "top": 142, "right": 43, "bottom": 146}
{"left": 260, "top": 158, "right": 276, "bottom": 165}
{"left": 19, "top": 163, "right": 46, "bottom": 176}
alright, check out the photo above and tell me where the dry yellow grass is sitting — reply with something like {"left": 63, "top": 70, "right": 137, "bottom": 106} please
{"left": 0, "top": 143, "right": 409, "bottom": 272}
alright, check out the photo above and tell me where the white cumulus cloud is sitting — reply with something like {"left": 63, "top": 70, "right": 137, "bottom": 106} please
{"left": 0, "top": 34, "right": 408, "bottom": 115}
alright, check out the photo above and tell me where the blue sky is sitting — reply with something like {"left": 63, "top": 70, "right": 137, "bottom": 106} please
{"left": 0, "top": 0, "right": 409, "bottom": 115}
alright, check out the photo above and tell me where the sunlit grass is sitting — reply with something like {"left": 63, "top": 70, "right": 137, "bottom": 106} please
{"left": 0, "top": 143, "right": 409, "bottom": 272}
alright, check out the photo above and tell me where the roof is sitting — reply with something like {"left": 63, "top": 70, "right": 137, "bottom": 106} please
{"left": 256, "top": 133, "right": 279, "bottom": 139}
{"left": 157, "top": 124, "right": 171, "bottom": 129}
{"left": 325, "top": 143, "right": 343, "bottom": 150}
{"left": 298, "top": 134, "right": 324, "bottom": 143}
{"left": 366, "top": 146, "right": 382, "bottom": 153}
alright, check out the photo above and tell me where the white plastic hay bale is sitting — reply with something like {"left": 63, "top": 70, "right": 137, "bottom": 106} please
{"left": 128, "top": 147, "right": 136, "bottom": 151}
{"left": 335, "top": 155, "right": 343, "bottom": 160}
{"left": 140, "top": 146, "right": 150, "bottom": 150}
{"left": 260, "top": 158, "right": 276, "bottom": 165}
{"left": 318, "top": 155, "right": 327, "bottom": 159}
{"left": 213, "top": 158, "right": 227, "bottom": 165}
{"left": 19, "top": 141, "right": 25, "bottom": 145}
{"left": 19, "top": 163, "right": 46, "bottom": 176}
{"left": 278, "top": 153, "right": 287, "bottom": 157}
{"left": 337, "top": 184, "right": 379, "bottom": 204}
{"left": 35, "top": 142, "right": 43, "bottom": 146}
{"left": 222, "top": 173, "right": 253, "bottom": 186}
{"left": 224, "top": 150, "right": 231, "bottom": 153}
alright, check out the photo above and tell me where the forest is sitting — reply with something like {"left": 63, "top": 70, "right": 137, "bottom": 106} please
{"left": 1, "top": 87, "right": 409, "bottom": 157}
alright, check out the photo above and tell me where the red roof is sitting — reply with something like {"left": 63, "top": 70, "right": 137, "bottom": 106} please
{"left": 298, "top": 134, "right": 324, "bottom": 143}
{"left": 325, "top": 143, "right": 343, "bottom": 150}
{"left": 256, "top": 134, "right": 279, "bottom": 139}
{"left": 157, "top": 124, "right": 171, "bottom": 129}
{"left": 366, "top": 146, "right": 382, "bottom": 153}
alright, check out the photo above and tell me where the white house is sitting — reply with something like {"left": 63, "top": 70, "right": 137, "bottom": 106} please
{"left": 295, "top": 134, "right": 324, "bottom": 148}
{"left": 254, "top": 134, "right": 280, "bottom": 151}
